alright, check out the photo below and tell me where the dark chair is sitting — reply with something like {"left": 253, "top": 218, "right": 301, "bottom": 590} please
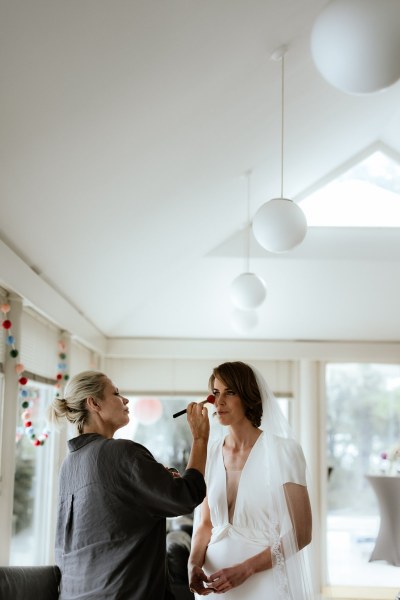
{"left": 0, "top": 565, "right": 60, "bottom": 600}
{"left": 167, "top": 529, "right": 194, "bottom": 600}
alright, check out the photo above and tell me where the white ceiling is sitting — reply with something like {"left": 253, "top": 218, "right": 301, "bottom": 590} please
{"left": 1, "top": 0, "right": 400, "bottom": 343}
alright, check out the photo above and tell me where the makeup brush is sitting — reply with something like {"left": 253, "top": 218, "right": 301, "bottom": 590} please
{"left": 172, "top": 395, "right": 215, "bottom": 418}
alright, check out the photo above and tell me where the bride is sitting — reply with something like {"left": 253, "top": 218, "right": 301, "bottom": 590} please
{"left": 188, "top": 361, "right": 314, "bottom": 599}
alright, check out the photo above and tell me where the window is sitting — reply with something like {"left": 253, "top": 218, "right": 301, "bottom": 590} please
{"left": 0, "top": 373, "right": 4, "bottom": 472}
{"left": 116, "top": 396, "right": 212, "bottom": 471}
{"left": 325, "top": 362, "right": 400, "bottom": 588}
{"left": 299, "top": 147, "right": 400, "bottom": 227}
{"left": 11, "top": 381, "right": 59, "bottom": 565}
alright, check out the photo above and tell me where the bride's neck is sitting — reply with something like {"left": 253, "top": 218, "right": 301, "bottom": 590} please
{"left": 226, "top": 425, "right": 262, "bottom": 450}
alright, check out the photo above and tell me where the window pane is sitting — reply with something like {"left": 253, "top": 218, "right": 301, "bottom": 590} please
{"left": 299, "top": 149, "right": 400, "bottom": 227}
{"left": 326, "top": 363, "right": 400, "bottom": 587}
{"left": 0, "top": 374, "right": 4, "bottom": 468}
{"left": 11, "top": 382, "right": 56, "bottom": 565}
{"left": 116, "top": 396, "right": 206, "bottom": 471}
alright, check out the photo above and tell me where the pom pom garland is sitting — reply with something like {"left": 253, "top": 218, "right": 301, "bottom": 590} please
{"left": 1, "top": 302, "right": 69, "bottom": 447}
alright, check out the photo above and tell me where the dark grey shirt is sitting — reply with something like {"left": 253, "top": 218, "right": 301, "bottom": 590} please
{"left": 55, "top": 433, "right": 206, "bottom": 600}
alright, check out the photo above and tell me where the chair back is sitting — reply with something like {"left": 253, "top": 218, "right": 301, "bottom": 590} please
{"left": 0, "top": 565, "right": 60, "bottom": 600}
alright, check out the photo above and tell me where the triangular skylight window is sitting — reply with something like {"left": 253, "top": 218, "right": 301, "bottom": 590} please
{"left": 297, "top": 146, "right": 400, "bottom": 226}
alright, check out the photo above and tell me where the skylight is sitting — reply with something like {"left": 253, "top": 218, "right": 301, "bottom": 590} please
{"left": 298, "top": 149, "right": 400, "bottom": 227}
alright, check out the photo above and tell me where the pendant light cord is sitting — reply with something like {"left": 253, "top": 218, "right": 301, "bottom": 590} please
{"left": 245, "top": 170, "right": 251, "bottom": 272}
{"left": 280, "top": 53, "right": 285, "bottom": 199}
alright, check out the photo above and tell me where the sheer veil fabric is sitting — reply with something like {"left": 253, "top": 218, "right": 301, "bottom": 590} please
{"left": 193, "top": 364, "right": 317, "bottom": 599}
{"left": 253, "top": 366, "right": 315, "bottom": 599}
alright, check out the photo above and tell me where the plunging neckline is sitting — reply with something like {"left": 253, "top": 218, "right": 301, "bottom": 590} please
{"left": 221, "top": 432, "right": 263, "bottom": 524}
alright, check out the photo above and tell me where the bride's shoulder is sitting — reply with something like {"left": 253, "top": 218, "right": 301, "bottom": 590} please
{"left": 272, "top": 435, "right": 304, "bottom": 458}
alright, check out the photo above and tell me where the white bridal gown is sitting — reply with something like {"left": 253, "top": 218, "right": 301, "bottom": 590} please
{"left": 197, "top": 432, "right": 306, "bottom": 600}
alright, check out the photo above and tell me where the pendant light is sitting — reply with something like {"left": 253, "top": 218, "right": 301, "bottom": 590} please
{"left": 230, "top": 271, "right": 266, "bottom": 310}
{"left": 311, "top": 0, "right": 400, "bottom": 95}
{"left": 230, "top": 171, "right": 267, "bottom": 310}
{"left": 252, "top": 46, "right": 307, "bottom": 254}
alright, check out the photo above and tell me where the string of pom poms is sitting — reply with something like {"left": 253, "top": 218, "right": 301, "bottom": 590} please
{"left": 1, "top": 302, "right": 69, "bottom": 447}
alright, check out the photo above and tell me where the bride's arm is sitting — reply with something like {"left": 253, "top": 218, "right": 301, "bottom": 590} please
{"left": 205, "top": 546, "right": 273, "bottom": 594}
{"left": 283, "top": 482, "right": 312, "bottom": 550}
{"left": 188, "top": 497, "right": 214, "bottom": 596}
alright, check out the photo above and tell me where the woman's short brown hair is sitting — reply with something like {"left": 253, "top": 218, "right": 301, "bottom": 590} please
{"left": 209, "top": 361, "right": 262, "bottom": 427}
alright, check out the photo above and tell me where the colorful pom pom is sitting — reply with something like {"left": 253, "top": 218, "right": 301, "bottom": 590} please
{"left": 2, "top": 319, "right": 12, "bottom": 329}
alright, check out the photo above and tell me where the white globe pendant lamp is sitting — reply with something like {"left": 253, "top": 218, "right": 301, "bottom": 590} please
{"left": 252, "top": 47, "right": 307, "bottom": 254}
{"left": 230, "top": 272, "right": 266, "bottom": 310}
{"left": 253, "top": 197, "right": 307, "bottom": 254}
{"left": 311, "top": 0, "right": 400, "bottom": 94}
{"left": 229, "top": 171, "right": 267, "bottom": 311}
